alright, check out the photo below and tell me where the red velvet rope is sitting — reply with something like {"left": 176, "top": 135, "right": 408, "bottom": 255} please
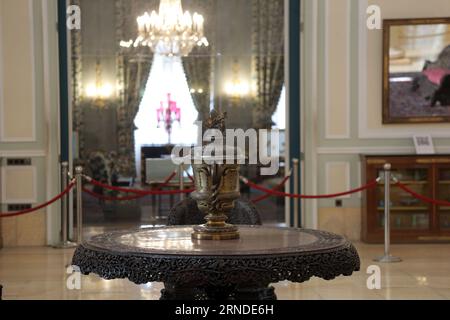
{"left": 252, "top": 174, "right": 292, "bottom": 203}
{"left": 0, "top": 182, "right": 76, "bottom": 218}
{"left": 241, "top": 177, "right": 379, "bottom": 199}
{"left": 86, "top": 178, "right": 194, "bottom": 195}
{"left": 395, "top": 182, "right": 450, "bottom": 206}
{"left": 185, "top": 171, "right": 195, "bottom": 183}
{"left": 83, "top": 171, "right": 184, "bottom": 201}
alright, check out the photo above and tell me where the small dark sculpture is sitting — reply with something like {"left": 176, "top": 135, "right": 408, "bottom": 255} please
{"left": 431, "top": 74, "right": 450, "bottom": 107}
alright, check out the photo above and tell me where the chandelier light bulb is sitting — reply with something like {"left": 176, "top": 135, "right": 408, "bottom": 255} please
{"left": 119, "top": 40, "right": 133, "bottom": 48}
{"left": 183, "top": 11, "right": 192, "bottom": 28}
{"left": 225, "top": 81, "right": 250, "bottom": 97}
{"left": 86, "top": 83, "right": 113, "bottom": 99}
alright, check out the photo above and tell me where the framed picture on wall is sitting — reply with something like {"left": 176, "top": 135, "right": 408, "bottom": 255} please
{"left": 383, "top": 17, "right": 450, "bottom": 124}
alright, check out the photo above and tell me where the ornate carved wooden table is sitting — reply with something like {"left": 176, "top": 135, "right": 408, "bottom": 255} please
{"left": 72, "top": 226, "right": 360, "bottom": 300}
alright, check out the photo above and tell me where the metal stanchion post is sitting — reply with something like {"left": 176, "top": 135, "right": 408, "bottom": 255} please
{"left": 75, "top": 166, "right": 84, "bottom": 244}
{"left": 292, "top": 158, "right": 300, "bottom": 228}
{"left": 54, "top": 162, "right": 77, "bottom": 249}
{"left": 374, "top": 163, "right": 401, "bottom": 263}
{"left": 179, "top": 163, "right": 185, "bottom": 201}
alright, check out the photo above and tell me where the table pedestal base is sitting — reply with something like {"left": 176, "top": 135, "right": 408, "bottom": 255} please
{"left": 161, "top": 283, "right": 277, "bottom": 301}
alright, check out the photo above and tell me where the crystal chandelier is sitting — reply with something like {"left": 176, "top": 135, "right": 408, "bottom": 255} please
{"left": 121, "top": 0, "right": 209, "bottom": 57}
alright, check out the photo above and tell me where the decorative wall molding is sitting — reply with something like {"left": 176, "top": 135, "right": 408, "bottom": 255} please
{"left": 325, "top": 161, "right": 351, "bottom": 199}
{"left": 43, "top": 0, "right": 53, "bottom": 244}
{"left": 299, "top": 0, "right": 305, "bottom": 228}
{"left": 317, "top": 146, "right": 450, "bottom": 155}
{"left": 310, "top": 0, "right": 319, "bottom": 229}
{"left": 301, "top": 0, "right": 319, "bottom": 229}
{"left": 0, "top": 0, "right": 37, "bottom": 143}
{"left": 357, "top": 0, "right": 371, "bottom": 141}
{"left": 0, "top": 0, "right": 3, "bottom": 143}
{"left": 1, "top": 165, "right": 37, "bottom": 204}
{"left": 284, "top": 0, "right": 291, "bottom": 227}
{"left": 0, "top": 0, "right": 4, "bottom": 142}
{"left": 356, "top": 0, "right": 450, "bottom": 140}
{"left": 324, "top": 0, "right": 351, "bottom": 140}
{"left": 356, "top": 161, "right": 361, "bottom": 199}
{"left": 0, "top": 150, "right": 47, "bottom": 158}
{"left": 344, "top": 0, "right": 351, "bottom": 139}
{"left": 40, "top": 0, "right": 65, "bottom": 245}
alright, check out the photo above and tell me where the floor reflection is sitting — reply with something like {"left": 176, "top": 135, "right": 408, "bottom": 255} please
{"left": 1, "top": 243, "right": 449, "bottom": 300}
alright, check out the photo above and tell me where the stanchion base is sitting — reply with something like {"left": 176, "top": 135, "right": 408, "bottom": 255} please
{"left": 53, "top": 241, "right": 78, "bottom": 249}
{"left": 373, "top": 255, "right": 402, "bottom": 263}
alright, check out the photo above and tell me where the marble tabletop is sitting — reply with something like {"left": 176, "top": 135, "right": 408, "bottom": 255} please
{"left": 72, "top": 226, "right": 360, "bottom": 300}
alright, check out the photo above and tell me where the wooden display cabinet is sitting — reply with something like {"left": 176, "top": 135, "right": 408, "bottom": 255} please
{"left": 361, "top": 155, "right": 450, "bottom": 243}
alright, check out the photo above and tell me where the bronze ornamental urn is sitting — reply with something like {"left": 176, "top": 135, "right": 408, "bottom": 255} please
{"left": 190, "top": 112, "right": 243, "bottom": 240}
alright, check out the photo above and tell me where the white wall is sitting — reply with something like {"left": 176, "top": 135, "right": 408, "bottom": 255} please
{"left": 0, "top": 0, "right": 60, "bottom": 247}
{"left": 302, "top": 0, "right": 450, "bottom": 240}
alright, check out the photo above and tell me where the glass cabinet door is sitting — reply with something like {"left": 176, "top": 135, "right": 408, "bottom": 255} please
{"left": 437, "top": 167, "right": 450, "bottom": 230}
{"left": 375, "top": 167, "right": 430, "bottom": 230}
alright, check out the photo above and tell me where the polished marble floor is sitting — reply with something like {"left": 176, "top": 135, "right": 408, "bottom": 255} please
{"left": 1, "top": 243, "right": 450, "bottom": 300}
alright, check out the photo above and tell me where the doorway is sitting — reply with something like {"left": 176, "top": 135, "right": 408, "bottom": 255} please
{"left": 61, "top": 0, "right": 300, "bottom": 235}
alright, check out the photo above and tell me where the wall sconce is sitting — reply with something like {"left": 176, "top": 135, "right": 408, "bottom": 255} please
{"left": 225, "top": 82, "right": 250, "bottom": 97}
{"left": 86, "top": 83, "right": 113, "bottom": 99}
{"left": 84, "top": 59, "right": 114, "bottom": 108}
{"left": 225, "top": 59, "right": 249, "bottom": 101}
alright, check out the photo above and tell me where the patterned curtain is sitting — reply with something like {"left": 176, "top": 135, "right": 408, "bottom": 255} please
{"left": 70, "top": 0, "right": 157, "bottom": 177}
{"left": 252, "top": 0, "right": 284, "bottom": 129}
{"left": 181, "top": 0, "right": 216, "bottom": 121}
{"left": 115, "top": 0, "right": 157, "bottom": 177}
{"left": 183, "top": 48, "right": 213, "bottom": 121}
{"left": 70, "top": 0, "right": 84, "bottom": 160}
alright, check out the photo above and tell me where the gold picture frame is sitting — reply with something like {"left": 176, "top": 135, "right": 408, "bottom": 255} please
{"left": 383, "top": 17, "right": 450, "bottom": 124}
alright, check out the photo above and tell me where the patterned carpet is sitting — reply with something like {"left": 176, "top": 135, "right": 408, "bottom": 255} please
{"left": 389, "top": 72, "right": 450, "bottom": 118}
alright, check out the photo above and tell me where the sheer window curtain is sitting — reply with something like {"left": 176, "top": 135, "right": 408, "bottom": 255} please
{"left": 134, "top": 55, "right": 199, "bottom": 181}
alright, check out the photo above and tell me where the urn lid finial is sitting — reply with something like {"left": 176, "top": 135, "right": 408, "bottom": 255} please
{"left": 203, "top": 110, "right": 227, "bottom": 134}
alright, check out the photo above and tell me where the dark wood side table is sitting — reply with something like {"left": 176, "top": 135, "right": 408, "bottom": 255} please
{"left": 361, "top": 154, "right": 450, "bottom": 243}
{"left": 72, "top": 226, "right": 360, "bottom": 300}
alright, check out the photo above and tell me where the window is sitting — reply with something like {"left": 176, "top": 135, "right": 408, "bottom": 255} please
{"left": 134, "top": 54, "right": 199, "bottom": 176}
{"left": 272, "top": 86, "right": 286, "bottom": 130}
